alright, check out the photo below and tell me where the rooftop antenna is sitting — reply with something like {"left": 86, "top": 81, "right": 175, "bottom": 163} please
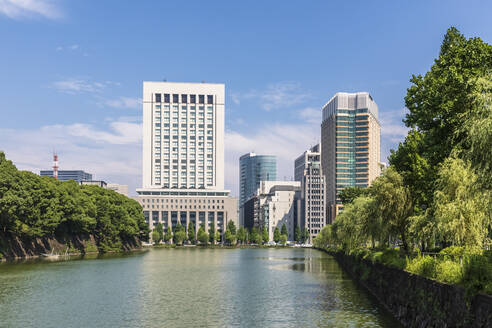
{"left": 53, "top": 152, "right": 59, "bottom": 180}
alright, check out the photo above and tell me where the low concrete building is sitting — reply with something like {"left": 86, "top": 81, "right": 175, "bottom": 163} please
{"left": 251, "top": 181, "right": 301, "bottom": 242}
{"left": 107, "top": 184, "right": 129, "bottom": 196}
{"left": 80, "top": 180, "right": 107, "bottom": 188}
{"left": 136, "top": 189, "right": 238, "bottom": 239}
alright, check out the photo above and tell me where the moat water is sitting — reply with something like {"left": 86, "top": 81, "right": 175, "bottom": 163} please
{"left": 0, "top": 248, "right": 400, "bottom": 327}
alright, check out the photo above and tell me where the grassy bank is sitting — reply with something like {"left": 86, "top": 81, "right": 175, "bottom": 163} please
{"left": 318, "top": 246, "right": 492, "bottom": 296}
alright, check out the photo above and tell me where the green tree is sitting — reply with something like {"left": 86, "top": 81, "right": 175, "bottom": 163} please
{"left": 396, "top": 27, "right": 492, "bottom": 209}
{"left": 188, "top": 221, "right": 196, "bottom": 244}
{"left": 371, "top": 167, "right": 413, "bottom": 252}
{"left": 273, "top": 227, "right": 280, "bottom": 243}
{"left": 280, "top": 224, "right": 287, "bottom": 237}
{"left": 237, "top": 227, "right": 246, "bottom": 244}
{"left": 295, "top": 226, "right": 301, "bottom": 243}
{"left": 250, "top": 227, "right": 262, "bottom": 244}
{"left": 227, "top": 220, "right": 237, "bottom": 235}
{"left": 434, "top": 157, "right": 489, "bottom": 247}
{"left": 214, "top": 230, "right": 221, "bottom": 244}
{"left": 262, "top": 226, "right": 269, "bottom": 243}
{"left": 208, "top": 224, "right": 216, "bottom": 244}
{"left": 280, "top": 234, "right": 287, "bottom": 245}
{"left": 301, "top": 228, "right": 309, "bottom": 244}
{"left": 224, "top": 230, "right": 236, "bottom": 245}
{"left": 163, "top": 228, "right": 173, "bottom": 243}
{"left": 173, "top": 223, "right": 186, "bottom": 245}
{"left": 151, "top": 229, "right": 160, "bottom": 245}
{"left": 197, "top": 225, "right": 208, "bottom": 245}
{"left": 338, "top": 186, "right": 368, "bottom": 205}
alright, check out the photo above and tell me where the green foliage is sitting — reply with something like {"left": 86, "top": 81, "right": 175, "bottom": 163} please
{"left": 227, "top": 220, "right": 237, "bottom": 235}
{"left": 262, "top": 226, "right": 269, "bottom": 243}
{"left": 338, "top": 186, "right": 368, "bottom": 205}
{"left": 214, "top": 230, "right": 221, "bottom": 243}
{"left": 0, "top": 152, "right": 148, "bottom": 252}
{"left": 434, "top": 157, "right": 488, "bottom": 247}
{"left": 173, "top": 224, "right": 186, "bottom": 245}
{"left": 280, "top": 224, "right": 287, "bottom": 236}
{"left": 294, "top": 226, "right": 300, "bottom": 243}
{"left": 152, "top": 229, "right": 161, "bottom": 245}
{"left": 301, "top": 228, "right": 309, "bottom": 244}
{"left": 279, "top": 234, "right": 287, "bottom": 245}
{"left": 197, "top": 226, "right": 208, "bottom": 245}
{"left": 163, "top": 228, "right": 173, "bottom": 243}
{"left": 406, "top": 255, "right": 438, "bottom": 279}
{"left": 273, "top": 227, "right": 280, "bottom": 243}
{"left": 236, "top": 227, "right": 246, "bottom": 244}
{"left": 435, "top": 260, "right": 463, "bottom": 284}
{"left": 208, "top": 224, "right": 216, "bottom": 244}
{"left": 187, "top": 222, "right": 196, "bottom": 244}
{"left": 250, "top": 227, "right": 262, "bottom": 244}
{"left": 461, "top": 253, "right": 492, "bottom": 295}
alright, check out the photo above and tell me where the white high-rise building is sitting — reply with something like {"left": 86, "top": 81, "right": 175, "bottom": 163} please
{"left": 136, "top": 82, "right": 237, "bottom": 239}
{"left": 294, "top": 144, "right": 326, "bottom": 243}
{"left": 141, "top": 81, "right": 225, "bottom": 190}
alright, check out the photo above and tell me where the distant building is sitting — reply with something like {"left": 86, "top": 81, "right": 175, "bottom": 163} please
{"left": 294, "top": 144, "right": 326, "bottom": 243}
{"left": 321, "top": 92, "right": 381, "bottom": 222}
{"left": 246, "top": 181, "right": 300, "bottom": 241}
{"left": 40, "top": 170, "right": 92, "bottom": 183}
{"left": 80, "top": 180, "right": 107, "bottom": 188}
{"left": 239, "top": 153, "right": 276, "bottom": 225}
{"left": 136, "top": 81, "right": 238, "bottom": 238}
{"left": 107, "top": 184, "right": 129, "bottom": 196}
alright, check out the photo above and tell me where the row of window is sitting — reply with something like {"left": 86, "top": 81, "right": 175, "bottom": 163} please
{"left": 143, "top": 204, "right": 224, "bottom": 210}
{"left": 155, "top": 93, "right": 214, "bottom": 104}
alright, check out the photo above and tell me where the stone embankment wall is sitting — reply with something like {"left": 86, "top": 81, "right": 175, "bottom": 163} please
{"left": 0, "top": 234, "right": 141, "bottom": 260}
{"left": 323, "top": 249, "right": 492, "bottom": 328}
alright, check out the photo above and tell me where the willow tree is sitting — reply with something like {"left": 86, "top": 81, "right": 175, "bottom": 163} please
{"left": 434, "top": 157, "right": 489, "bottom": 247}
{"left": 371, "top": 167, "right": 413, "bottom": 252}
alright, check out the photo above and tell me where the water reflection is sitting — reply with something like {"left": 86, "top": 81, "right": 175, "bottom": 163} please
{"left": 0, "top": 248, "right": 400, "bottom": 328}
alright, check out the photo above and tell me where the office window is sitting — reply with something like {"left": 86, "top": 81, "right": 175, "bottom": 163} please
{"left": 181, "top": 94, "right": 188, "bottom": 103}
{"left": 164, "top": 94, "right": 170, "bottom": 103}
{"left": 173, "top": 94, "right": 179, "bottom": 103}
{"left": 190, "top": 95, "right": 196, "bottom": 103}
{"left": 155, "top": 94, "right": 161, "bottom": 103}
{"left": 199, "top": 95, "right": 205, "bottom": 104}
{"left": 207, "top": 95, "right": 213, "bottom": 104}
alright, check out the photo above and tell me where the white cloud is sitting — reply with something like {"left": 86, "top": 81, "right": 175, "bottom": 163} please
{"left": 232, "top": 82, "right": 311, "bottom": 111}
{"left": 379, "top": 108, "right": 409, "bottom": 162}
{"left": 224, "top": 122, "right": 320, "bottom": 196}
{"left": 52, "top": 78, "right": 110, "bottom": 94}
{"left": 0, "top": 0, "right": 62, "bottom": 20}
{"left": 0, "top": 118, "right": 142, "bottom": 195}
{"left": 102, "top": 97, "right": 141, "bottom": 110}
{"left": 297, "top": 107, "right": 321, "bottom": 124}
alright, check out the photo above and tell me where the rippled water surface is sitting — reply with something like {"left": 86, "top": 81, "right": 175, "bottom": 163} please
{"left": 0, "top": 248, "right": 400, "bottom": 327}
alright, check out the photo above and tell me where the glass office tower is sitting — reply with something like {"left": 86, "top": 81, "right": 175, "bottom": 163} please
{"left": 321, "top": 92, "right": 381, "bottom": 222}
{"left": 239, "top": 153, "right": 277, "bottom": 222}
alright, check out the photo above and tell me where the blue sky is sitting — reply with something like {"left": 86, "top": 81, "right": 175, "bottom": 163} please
{"left": 1, "top": 0, "right": 491, "bottom": 196}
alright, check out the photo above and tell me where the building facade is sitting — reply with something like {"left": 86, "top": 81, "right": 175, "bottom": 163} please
{"left": 40, "top": 170, "right": 92, "bottom": 183}
{"left": 239, "top": 153, "right": 276, "bottom": 225}
{"left": 137, "top": 81, "right": 237, "bottom": 238}
{"left": 247, "top": 181, "right": 300, "bottom": 241}
{"left": 294, "top": 144, "right": 326, "bottom": 243}
{"left": 321, "top": 92, "right": 381, "bottom": 222}
{"left": 107, "top": 184, "right": 129, "bottom": 196}
{"left": 80, "top": 180, "right": 107, "bottom": 188}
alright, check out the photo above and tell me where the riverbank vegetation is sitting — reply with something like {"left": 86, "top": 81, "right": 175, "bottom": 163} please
{"left": 314, "top": 27, "right": 492, "bottom": 295}
{"left": 151, "top": 220, "right": 311, "bottom": 247}
{"left": 0, "top": 152, "right": 149, "bottom": 257}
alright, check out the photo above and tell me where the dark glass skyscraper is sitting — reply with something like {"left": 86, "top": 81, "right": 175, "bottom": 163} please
{"left": 239, "top": 153, "right": 277, "bottom": 221}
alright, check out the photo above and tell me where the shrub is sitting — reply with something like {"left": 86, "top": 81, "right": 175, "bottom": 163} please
{"left": 406, "top": 255, "right": 438, "bottom": 279}
{"left": 435, "top": 260, "right": 463, "bottom": 284}
{"left": 462, "top": 254, "right": 492, "bottom": 295}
